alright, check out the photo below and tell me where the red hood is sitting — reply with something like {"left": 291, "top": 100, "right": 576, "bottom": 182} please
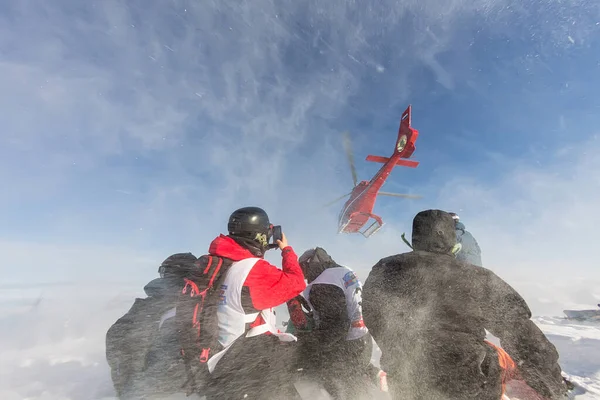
{"left": 208, "top": 234, "right": 257, "bottom": 261}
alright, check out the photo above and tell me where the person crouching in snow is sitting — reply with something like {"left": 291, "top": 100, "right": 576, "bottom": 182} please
{"left": 286, "top": 247, "right": 384, "bottom": 399}
{"left": 203, "top": 206, "right": 306, "bottom": 400}
{"left": 361, "top": 209, "right": 569, "bottom": 400}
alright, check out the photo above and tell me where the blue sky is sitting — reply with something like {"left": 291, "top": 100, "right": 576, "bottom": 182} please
{"left": 1, "top": 0, "right": 600, "bottom": 312}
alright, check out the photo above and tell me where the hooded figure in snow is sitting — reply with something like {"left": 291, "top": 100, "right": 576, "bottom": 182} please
{"left": 105, "top": 253, "right": 194, "bottom": 399}
{"left": 286, "top": 247, "right": 377, "bottom": 399}
{"left": 361, "top": 209, "right": 568, "bottom": 400}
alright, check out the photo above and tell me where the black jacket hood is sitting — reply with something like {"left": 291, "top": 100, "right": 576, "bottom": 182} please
{"left": 298, "top": 247, "right": 337, "bottom": 283}
{"left": 143, "top": 277, "right": 182, "bottom": 298}
{"left": 411, "top": 209, "right": 457, "bottom": 255}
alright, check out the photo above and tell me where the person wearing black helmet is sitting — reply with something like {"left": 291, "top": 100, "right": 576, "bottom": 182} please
{"left": 202, "top": 206, "right": 306, "bottom": 399}
{"left": 286, "top": 247, "right": 381, "bottom": 400}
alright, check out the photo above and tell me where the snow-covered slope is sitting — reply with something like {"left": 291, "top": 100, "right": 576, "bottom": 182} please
{"left": 0, "top": 286, "right": 599, "bottom": 399}
{"left": 531, "top": 316, "right": 600, "bottom": 399}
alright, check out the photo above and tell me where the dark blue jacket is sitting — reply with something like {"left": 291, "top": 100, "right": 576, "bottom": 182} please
{"left": 455, "top": 221, "right": 482, "bottom": 267}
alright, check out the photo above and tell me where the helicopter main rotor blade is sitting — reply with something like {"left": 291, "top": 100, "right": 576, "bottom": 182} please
{"left": 323, "top": 192, "right": 352, "bottom": 207}
{"left": 378, "top": 191, "right": 423, "bottom": 199}
{"left": 342, "top": 131, "right": 358, "bottom": 187}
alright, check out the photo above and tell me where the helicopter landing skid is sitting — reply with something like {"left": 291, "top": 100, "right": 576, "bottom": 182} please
{"left": 360, "top": 214, "right": 384, "bottom": 238}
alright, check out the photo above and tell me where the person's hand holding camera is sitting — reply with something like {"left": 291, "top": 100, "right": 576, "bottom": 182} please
{"left": 276, "top": 231, "right": 288, "bottom": 250}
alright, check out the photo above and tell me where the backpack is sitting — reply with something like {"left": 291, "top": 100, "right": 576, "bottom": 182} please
{"left": 285, "top": 294, "right": 315, "bottom": 334}
{"left": 169, "top": 254, "right": 235, "bottom": 395}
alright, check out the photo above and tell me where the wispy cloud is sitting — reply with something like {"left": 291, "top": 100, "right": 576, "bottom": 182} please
{"left": 1, "top": 0, "right": 598, "bottom": 314}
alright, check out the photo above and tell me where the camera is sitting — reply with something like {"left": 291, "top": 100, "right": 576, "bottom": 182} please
{"left": 267, "top": 225, "right": 283, "bottom": 249}
{"left": 272, "top": 225, "right": 282, "bottom": 243}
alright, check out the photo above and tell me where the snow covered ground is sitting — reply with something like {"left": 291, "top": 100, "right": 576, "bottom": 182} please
{"left": 0, "top": 285, "right": 598, "bottom": 399}
{"left": 530, "top": 316, "right": 600, "bottom": 399}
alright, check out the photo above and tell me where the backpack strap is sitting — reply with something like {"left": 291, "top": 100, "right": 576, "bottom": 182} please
{"left": 245, "top": 310, "right": 274, "bottom": 337}
{"left": 177, "top": 254, "right": 234, "bottom": 394}
{"left": 297, "top": 294, "right": 313, "bottom": 314}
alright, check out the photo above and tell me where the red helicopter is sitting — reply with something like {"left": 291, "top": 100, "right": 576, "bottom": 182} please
{"left": 327, "top": 105, "right": 422, "bottom": 237}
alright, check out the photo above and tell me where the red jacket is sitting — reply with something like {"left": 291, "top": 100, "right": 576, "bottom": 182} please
{"left": 208, "top": 234, "right": 306, "bottom": 328}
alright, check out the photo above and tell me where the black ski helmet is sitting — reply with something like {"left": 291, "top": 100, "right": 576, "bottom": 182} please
{"left": 298, "top": 247, "right": 335, "bottom": 283}
{"left": 227, "top": 206, "right": 272, "bottom": 248}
